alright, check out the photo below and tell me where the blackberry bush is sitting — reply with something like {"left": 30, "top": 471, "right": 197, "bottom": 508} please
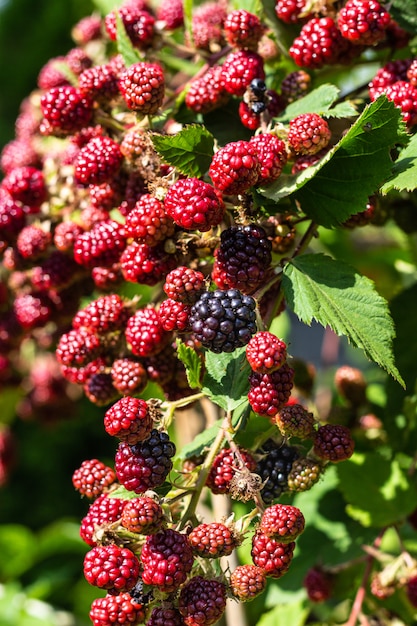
{"left": 2, "top": 1, "right": 417, "bottom": 625}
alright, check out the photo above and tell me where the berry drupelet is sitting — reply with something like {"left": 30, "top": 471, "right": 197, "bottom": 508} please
{"left": 189, "top": 288, "right": 257, "bottom": 353}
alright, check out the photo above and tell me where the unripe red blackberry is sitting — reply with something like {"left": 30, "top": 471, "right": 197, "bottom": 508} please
{"left": 71, "top": 15, "right": 103, "bottom": 46}
{"left": 31, "top": 251, "right": 79, "bottom": 292}
{"left": 190, "top": 1, "right": 227, "bottom": 51}
{"left": 368, "top": 59, "right": 412, "bottom": 100}
{"left": 73, "top": 220, "right": 127, "bottom": 269}
{"left": 141, "top": 528, "right": 194, "bottom": 592}
{"left": 230, "top": 564, "right": 267, "bottom": 602}
{"left": 146, "top": 606, "right": 185, "bottom": 626}
{"left": 125, "top": 194, "right": 175, "bottom": 246}
{"left": 206, "top": 446, "right": 257, "bottom": 494}
{"left": 121, "top": 241, "right": 177, "bottom": 286}
{"left": 246, "top": 331, "right": 287, "bottom": 374}
{"left": 37, "top": 56, "right": 70, "bottom": 90}
{"left": 288, "top": 113, "right": 331, "bottom": 156}
{"left": 80, "top": 493, "right": 126, "bottom": 546}
{"left": 209, "top": 140, "right": 260, "bottom": 195}
{"left": 249, "top": 133, "right": 288, "bottom": 185}
{"left": 53, "top": 221, "right": 84, "bottom": 252}
{"left": 73, "top": 294, "right": 130, "bottom": 334}
{"left": 274, "top": 403, "right": 316, "bottom": 439}
{"left": 304, "top": 566, "right": 333, "bottom": 602}
{"left": 251, "top": 530, "right": 296, "bottom": 578}
{"left": 313, "top": 423, "right": 355, "bottom": 463}
{"left": 289, "top": 17, "right": 349, "bottom": 69}
{"left": 0, "top": 138, "right": 40, "bottom": 174}
{"left": 223, "top": 9, "right": 265, "bottom": 50}
{"left": 104, "top": 396, "right": 153, "bottom": 444}
{"left": 40, "top": 85, "right": 94, "bottom": 135}
{"left": 260, "top": 503, "right": 305, "bottom": 542}
{"left": 119, "top": 62, "right": 165, "bottom": 115}
{"left": 221, "top": 50, "right": 265, "bottom": 97}
{"left": 287, "top": 456, "right": 322, "bottom": 492}
{"left": 212, "top": 224, "right": 272, "bottom": 295}
{"left": 105, "top": 5, "right": 155, "bottom": 50}
{"left": 125, "top": 307, "right": 171, "bottom": 358}
{"left": 164, "top": 177, "right": 225, "bottom": 232}
{"left": 163, "top": 266, "right": 206, "bottom": 305}
{"left": 156, "top": 0, "right": 184, "bottom": 30}
{"left": 275, "top": 0, "right": 311, "bottom": 24}
{"left": 56, "top": 327, "right": 102, "bottom": 368}
{"left": 383, "top": 81, "right": 417, "bottom": 127}
{"left": 74, "top": 136, "right": 123, "bottom": 186}
{"left": 337, "top": 0, "right": 391, "bottom": 46}
{"left": 0, "top": 190, "right": 26, "bottom": 245}
{"left": 185, "top": 65, "right": 229, "bottom": 115}
{"left": 334, "top": 365, "right": 367, "bottom": 406}
{"left": 89, "top": 592, "right": 145, "bottom": 626}
{"left": 159, "top": 299, "right": 191, "bottom": 332}
{"left": 16, "top": 224, "right": 51, "bottom": 260}
{"left": 2, "top": 166, "right": 46, "bottom": 210}
{"left": 66, "top": 47, "right": 92, "bottom": 75}
{"left": 248, "top": 363, "right": 294, "bottom": 416}
{"left": 83, "top": 544, "right": 140, "bottom": 593}
{"left": 61, "top": 356, "right": 107, "bottom": 386}
{"left": 189, "top": 288, "right": 257, "bottom": 353}
{"left": 111, "top": 358, "right": 148, "bottom": 395}
{"left": 115, "top": 429, "right": 176, "bottom": 493}
{"left": 256, "top": 439, "right": 299, "bottom": 503}
{"left": 72, "top": 459, "right": 116, "bottom": 499}
{"left": 188, "top": 522, "right": 238, "bottom": 558}
{"left": 178, "top": 576, "right": 227, "bottom": 626}
{"left": 121, "top": 496, "right": 165, "bottom": 534}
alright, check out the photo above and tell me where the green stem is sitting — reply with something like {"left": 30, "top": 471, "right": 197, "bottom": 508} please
{"left": 177, "top": 415, "right": 228, "bottom": 529}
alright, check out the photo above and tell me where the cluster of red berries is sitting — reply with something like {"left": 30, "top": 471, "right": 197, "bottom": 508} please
{"left": 1, "top": 0, "right": 415, "bottom": 623}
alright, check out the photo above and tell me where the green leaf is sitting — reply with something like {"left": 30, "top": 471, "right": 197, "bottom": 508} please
{"left": 202, "top": 346, "right": 251, "bottom": 412}
{"left": 203, "top": 98, "right": 253, "bottom": 146}
{"left": 108, "top": 485, "right": 141, "bottom": 500}
{"left": 276, "top": 84, "right": 357, "bottom": 123}
{"left": 115, "top": 12, "right": 143, "bottom": 67}
{"left": 381, "top": 133, "right": 417, "bottom": 193}
{"left": 0, "top": 525, "right": 37, "bottom": 578}
{"left": 337, "top": 452, "right": 417, "bottom": 527}
{"left": 282, "top": 253, "right": 404, "bottom": 386}
{"left": 261, "top": 97, "right": 408, "bottom": 227}
{"left": 176, "top": 339, "right": 202, "bottom": 389}
{"left": 390, "top": 0, "right": 417, "bottom": 34}
{"left": 150, "top": 124, "right": 214, "bottom": 177}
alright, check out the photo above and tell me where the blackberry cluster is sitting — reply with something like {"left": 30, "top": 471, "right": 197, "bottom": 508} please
{"left": 189, "top": 288, "right": 257, "bottom": 353}
{"left": 256, "top": 440, "right": 299, "bottom": 503}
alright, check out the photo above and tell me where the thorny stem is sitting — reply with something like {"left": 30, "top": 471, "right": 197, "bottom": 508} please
{"left": 343, "top": 528, "right": 387, "bottom": 626}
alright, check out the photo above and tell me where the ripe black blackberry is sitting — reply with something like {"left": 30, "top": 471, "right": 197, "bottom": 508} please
{"left": 115, "top": 429, "right": 176, "bottom": 494}
{"left": 212, "top": 224, "right": 272, "bottom": 294}
{"left": 256, "top": 439, "right": 299, "bottom": 503}
{"left": 190, "top": 288, "right": 257, "bottom": 353}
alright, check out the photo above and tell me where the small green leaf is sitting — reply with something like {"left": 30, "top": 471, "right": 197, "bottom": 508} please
{"left": 116, "top": 12, "right": 144, "bottom": 67}
{"left": 202, "top": 346, "right": 251, "bottom": 412}
{"left": 276, "top": 84, "right": 357, "bottom": 123}
{"left": 261, "top": 97, "right": 408, "bottom": 227}
{"left": 150, "top": 124, "right": 214, "bottom": 177}
{"left": 381, "top": 133, "right": 417, "bottom": 193}
{"left": 337, "top": 452, "right": 417, "bottom": 527}
{"left": 176, "top": 339, "right": 202, "bottom": 389}
{"left": 282, "top": 253, "right": 404, "bottom": 386}
{"left": 108, "top": 485, "right": 140, "bottom": 500}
